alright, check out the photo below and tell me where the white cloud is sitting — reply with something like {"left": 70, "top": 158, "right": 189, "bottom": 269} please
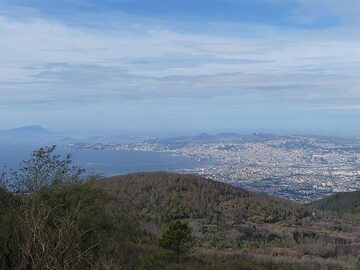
{"left": 0, "top": 12, "right": 360, "bottom": 106}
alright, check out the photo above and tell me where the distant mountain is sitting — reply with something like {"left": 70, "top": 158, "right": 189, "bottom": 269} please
{"left": 309, "top": 190, "right": 360, "bottom": 214}
{"left": 152, "top": 132, "right": 242, "bottom": 144}
{"left": 193, "top": 132, "right": 213, "bottom": 140}
{"left": 0, "top": 125, "right": 50, "bottom": 137}
{"left": 151, "top": 132, "right": 283, "bottom": 144}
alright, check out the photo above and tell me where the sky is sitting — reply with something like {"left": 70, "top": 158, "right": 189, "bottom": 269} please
{"left": 1, "top": 0, "right": 360, "bottom": 136}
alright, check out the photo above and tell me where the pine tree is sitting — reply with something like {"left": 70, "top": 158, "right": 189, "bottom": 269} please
{"left": 159, "top": 220, "right": 193, "bottom": 260}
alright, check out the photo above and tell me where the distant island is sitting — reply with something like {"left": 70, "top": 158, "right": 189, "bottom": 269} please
{"left": 0, "top": 125, "right": 50, "bottom": 137}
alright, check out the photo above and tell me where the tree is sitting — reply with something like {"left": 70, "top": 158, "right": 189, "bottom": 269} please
{"left": 159, "top": 220, "right": 193, "bottom": 259}
{"left": 0, "top": 146, "right": 139, "bottom": 269}
{"left": 163, "top": 196, "right": 188, "bottom": 222}
{"left": 12, "top": 145, "right": 85, "bottom": 193}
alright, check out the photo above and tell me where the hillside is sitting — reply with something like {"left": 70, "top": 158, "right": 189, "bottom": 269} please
{"left": 2, "top": 148, "right": 360, "bottom": 270}
{"left": 101, "top": 172, "right": 311, "bottom": 224}
{"left": 1, "top": 144, "right": 359, "bottom": 270}
{"left": 99, "top": 172, "right": 360, "bottom": 260}
{"left": 309, "top": 191, "right": 360, "bottom": 214}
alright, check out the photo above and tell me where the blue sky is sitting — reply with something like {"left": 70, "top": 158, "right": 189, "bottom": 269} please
{"left": 1, "top": 0, "right": 360, "bottom": 136}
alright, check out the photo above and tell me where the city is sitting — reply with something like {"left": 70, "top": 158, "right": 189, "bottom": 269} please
{"left": 67, "top": 133, "right": 360, "bottom": 202}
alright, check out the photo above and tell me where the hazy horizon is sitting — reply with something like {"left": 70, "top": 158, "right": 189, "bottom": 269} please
{"left": 2, "top": 123, "right": 360, "bottom": 139}
{"left": 1, "top": 1, "right": 360, "bottom": 135}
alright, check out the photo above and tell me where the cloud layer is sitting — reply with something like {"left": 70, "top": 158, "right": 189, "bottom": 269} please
{"left": 1, "top": 0, "right": 360, "bottom": 134}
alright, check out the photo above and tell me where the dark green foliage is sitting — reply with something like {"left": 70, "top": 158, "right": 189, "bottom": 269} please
{"left": 163, "top": 196, "right": 189, "bottom": 222}
{"left": 310, "top": 191, "right": 360, "bottom": 214}
{"left": 0, "top": 188, "right": 19, "bottom": 269}
{"left": 159, "top": 220, "right": 193, "bottom": 257}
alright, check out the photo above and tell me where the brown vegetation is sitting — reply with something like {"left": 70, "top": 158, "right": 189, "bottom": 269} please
{"left": 1, "top": 147, "right": 359, "bottom": 269}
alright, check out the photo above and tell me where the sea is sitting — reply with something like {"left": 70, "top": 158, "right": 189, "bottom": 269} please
{"left": 0, "top": 137, "right": 208, "bottom": 176}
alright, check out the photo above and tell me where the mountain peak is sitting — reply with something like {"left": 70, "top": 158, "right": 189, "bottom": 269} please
{"left": 0, "top": 125, "right": 50, "bottom": 137}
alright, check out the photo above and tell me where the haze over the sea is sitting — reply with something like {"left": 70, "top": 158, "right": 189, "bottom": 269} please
{"left": 1, "top": 0, "right": 360, "bottom": 136}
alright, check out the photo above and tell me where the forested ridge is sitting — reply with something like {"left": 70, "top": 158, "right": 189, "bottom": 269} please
{"left": 310, "top": 190, "right": 360, "bottom": 214}
{"left": 1, "top": 147, "right": 360, "bottom": 269}
{"left": 102, "top": 172, "right": 312, "bottom": 224}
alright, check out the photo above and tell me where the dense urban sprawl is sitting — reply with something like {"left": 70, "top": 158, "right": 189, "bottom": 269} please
{"left": 67, "top": 134, "right": 360, "bottom": 202}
